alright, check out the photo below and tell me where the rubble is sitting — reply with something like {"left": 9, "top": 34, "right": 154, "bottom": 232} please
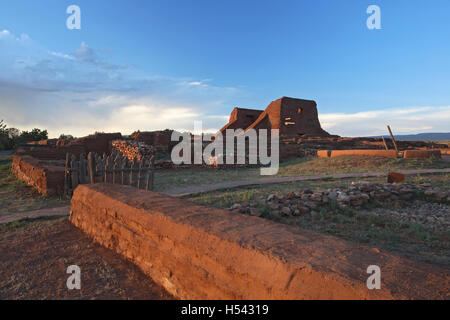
{"left": 229, "top": 182, "right": 450, "bottom": 229}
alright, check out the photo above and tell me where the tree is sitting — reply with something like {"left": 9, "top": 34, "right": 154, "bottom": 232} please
{"left": 0, "top": 120, "right": 11, "bottom": 150}
{"left": 0, "top": 120, "right": 49, "bottom": 150}
{"left": 59, "top": 134, "right": 74, "bottom": 140}
{"left": 18, "top": 128, "right": 48, "bottom": 144}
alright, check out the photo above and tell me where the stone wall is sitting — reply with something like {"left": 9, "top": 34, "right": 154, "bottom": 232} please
{"left": 11, "top": 155, "right": 65, "bottom": 196}
{"left": 70, "top": 184, "right": 449, "bottom": 300}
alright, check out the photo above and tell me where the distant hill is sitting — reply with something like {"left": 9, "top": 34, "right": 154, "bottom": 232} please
{"left": 368, "top": 132, "right": 450, "bottom": 141}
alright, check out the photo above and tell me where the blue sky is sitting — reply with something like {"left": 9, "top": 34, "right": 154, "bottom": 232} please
{"left": 0, "top": 0, "right": 449, "bottom": 137}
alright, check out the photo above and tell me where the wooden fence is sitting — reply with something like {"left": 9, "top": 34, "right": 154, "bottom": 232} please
{"left": 64, "top": 151, "right": 155, "bottom": 195}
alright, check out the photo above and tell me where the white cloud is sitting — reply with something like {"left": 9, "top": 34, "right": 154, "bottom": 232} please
{"left": 0, "top": 29, "right": 11, "bottom": 37}
{"left": 0, "top": 30, "right": 243, "bottom": 137}
{"left": 319, "top": 106, "right": 450, "bottom": 136}
{"left": 74, "top": 41, "right": 97, "bottom": 63}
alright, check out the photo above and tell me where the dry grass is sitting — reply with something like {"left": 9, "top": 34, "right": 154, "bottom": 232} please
{"left": 154, "top": 155, "right": 449, "bottom": 191}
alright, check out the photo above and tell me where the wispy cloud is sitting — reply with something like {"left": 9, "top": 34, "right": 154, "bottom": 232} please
{"left": 1, "top": 29, "right": 449, "bottom": 139}
{"left": 319, "top": 106, "right": 450, "bottom": 136}
{"left": 0, "top": 30, "right": 243, "bottom": 137}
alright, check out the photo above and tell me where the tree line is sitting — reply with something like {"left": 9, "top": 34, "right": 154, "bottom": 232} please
{"left": 0, "top": 120, "right": 49, "bottom": 150}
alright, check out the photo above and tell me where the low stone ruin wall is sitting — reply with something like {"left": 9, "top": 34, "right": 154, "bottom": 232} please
{"left": 403, "top": 150, "right": 442, "bottom": 159}
{"left": 70, "top": 184, "right": 449, "bottom": 300}
{"left": 318, "top": 150, "right": 398, "bottom": 158}
{"left": 317, "top": 149, "right": 442, "bottom": 159}
{"left": 11, "top": 155, "right": 65, "bottom": 196}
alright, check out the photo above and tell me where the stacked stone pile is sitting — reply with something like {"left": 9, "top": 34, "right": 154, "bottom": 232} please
{"left": 112, "top": 140, "right": 155, "bottom": 161}
{"left": 229, "top": 182, "right": 449, "bottom": 221}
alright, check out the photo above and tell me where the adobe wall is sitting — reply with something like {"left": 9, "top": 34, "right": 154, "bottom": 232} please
{"left": 317, "top": 149, "right": 443, "bottom": 159}
{"left": 276, "top": 97, "right": 329, "bottom": 136}
{"left": 16, "top": 133, "right": 122, "bottom": 160}
{"left": 70, "top": 184, "right": 449, "bottom": 300}
{"left": 11, "top": 155, "right": 65, "bottom": 196}
{"left": 403, "top": 150, "right": 442, "bottom": 159}
{"left": 133, "top": 130, "right": 174, "bottom": 153}
{"left": 218, "top": 108, "right": 263, "bottom": 135}
{"left": 329, "top": 150, "right": 398, "bottom": 158}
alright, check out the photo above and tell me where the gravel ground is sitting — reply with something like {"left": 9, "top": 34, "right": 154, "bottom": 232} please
{"left": 359, "top": 201, "right": 450, "bottom": 232}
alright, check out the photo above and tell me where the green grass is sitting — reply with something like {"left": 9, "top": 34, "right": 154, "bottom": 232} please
{"left": 0, "top": 155, "right": 69, "bottom": 215}
{"left": 154, "top": 155, "right": 449, "bottom": 192}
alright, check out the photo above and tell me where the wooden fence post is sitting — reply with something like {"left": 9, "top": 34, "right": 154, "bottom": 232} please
{"left": 130, "top": 157, "right": 137, "bottom": 186}
{"left": 382, "top": 136, "right": 389, "bottom": 150}
{"left": 150, "top": 156, "right": 155, "bottom": 191}
{"left": 105, "top": 155, "right": 112, "bottom": 183}
{"left": 121, "top": 158, "right": 127, "bottom": 185}
{"left": 71, "top": 154, "right": 79, "bottom": 190}
{"left": 88, "top": 152, "right": 95, "bottom": 184}
{"left": 387, "top": 125, "right": 399, "bottom": 153}
{"left": 64, "top": 153, "right": 70, "bottom": 195}
{"left": 137, "top": 156, "right": 145, "bottom": 190}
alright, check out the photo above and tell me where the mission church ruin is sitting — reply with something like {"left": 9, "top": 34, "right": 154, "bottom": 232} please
{"left": 218, "top": 96, "right": 330, "bottom": 137}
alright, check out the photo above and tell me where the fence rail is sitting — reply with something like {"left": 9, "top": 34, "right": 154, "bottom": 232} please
{"left": 64, "top": 151, "right": 155, "bottom": 195}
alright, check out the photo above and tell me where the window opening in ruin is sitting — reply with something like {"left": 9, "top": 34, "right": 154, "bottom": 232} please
{"left": 297, "top": 108, "right": 302, "bottom": 114}
{"left": 284, "top": 121, "right": 295, "bottom": 125}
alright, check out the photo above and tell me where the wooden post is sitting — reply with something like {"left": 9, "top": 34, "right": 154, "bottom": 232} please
{"left": 105, "top": 155, "right": 112, "bottom": 183}
{"left": 64, "top": 153, "right": 70, "bottom": 195}
{"left": 137, "top": 157, "right": 144, "bottom": 190}
{"left": 79, "top": 153, "right": 86, "bottom": 184}
{"left": 382, "top": 136, "right": 389, "bottom": 150}
{"left": 130, "top": 157, "right": 137, "bottom": 186}
{"left": 88, "top": 152, "right": 95, "bottom": 184}
{"left": 387, "top": 125, "right": 399, "bottom": 153}
{"left": 145, "top": 157, "right": 152, "bottom": 191}
{"left": 150, "top": 156, "right": 155, "bottom": 191}
{"left": 71, "top": 154, "right": 79, "bottom": 190}
{"left": 112, "top": 156, "right": 119, "bottom": 184}
{"left": 121, "top": 158, "right": 128, "bottom": 185}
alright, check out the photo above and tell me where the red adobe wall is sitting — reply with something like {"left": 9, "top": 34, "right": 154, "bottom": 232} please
{"left": 11, "top": 155, "right": 65, "bottom": 196}
{"left": 218, "top": 108, "right": 263, "bottom": 135}
{"left": 403, "top": 150, "right": 442, "bottom": 159}
{"left": 70, "top": 184, "right": 449, "bottom": 300}
{"left": 329, "top": 150, "right": 398, "bottom": 158}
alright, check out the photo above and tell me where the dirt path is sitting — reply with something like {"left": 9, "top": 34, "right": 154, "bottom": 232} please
{"left": 164, "top": 168, "right": 450, "bottom": 196}
{"left": 0, "top": 206, "right": 71, "bottom": 224}
{"left": 0, "top": 218, "right": 174, "bottom": 300}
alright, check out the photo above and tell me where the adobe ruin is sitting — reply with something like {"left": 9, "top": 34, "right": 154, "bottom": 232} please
{"left": 218, "top": 97, "right": 330, "bottom": 137}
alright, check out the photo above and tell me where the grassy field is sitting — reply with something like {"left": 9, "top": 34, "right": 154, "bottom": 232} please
{"left": 154, "top": 155, "right": 449, "bottom": 191}
{"left": 0, "top": 155, "right": 69, "bottom": 215}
